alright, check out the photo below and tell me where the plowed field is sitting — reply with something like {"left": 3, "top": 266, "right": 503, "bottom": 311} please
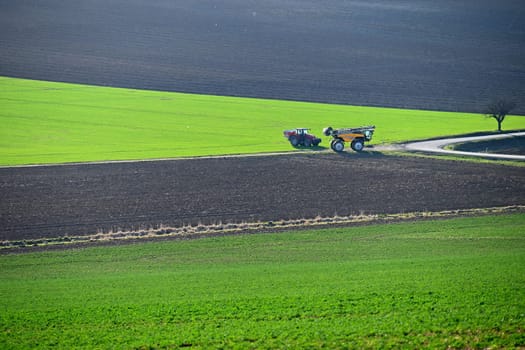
{"left": 1, "top": 154, "right": 524, "bottom": 241}
{"left": 1, "top": 0, "right": 524, "bottom": 114}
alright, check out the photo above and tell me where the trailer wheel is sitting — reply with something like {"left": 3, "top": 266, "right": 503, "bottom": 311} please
{"left": 330, "top": 139, "right": 342, "bottom": 150}
{"left": 289, "top": 135, "right": 299, "bottom": 147}
{"left": 332, "top": 140, "right": 345, "bottom": 152}
{"left": 351, "top": 139, "right": 364, "bottom": 152}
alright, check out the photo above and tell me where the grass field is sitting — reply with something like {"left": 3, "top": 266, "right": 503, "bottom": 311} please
{"left": 2, "top": 76, "right": 524, "bottom": 166}
{"left": 1, "top": 214, "right": 524, "bottom": 349}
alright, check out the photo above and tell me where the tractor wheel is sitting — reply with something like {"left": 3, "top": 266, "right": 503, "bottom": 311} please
{"left": 351, "top": 139, "right": 364, "bottom": 152}
{"left": 303, "top": 138, "right": 312, "bottom": 147}
{"left": 332, "top": 140, "right": 345, "bottom": 152}
{"left": 289, "top": 136, "right": 299, "bottom": 147}
{"left": 313, "top": 139, "right": 320, "bottom": 146}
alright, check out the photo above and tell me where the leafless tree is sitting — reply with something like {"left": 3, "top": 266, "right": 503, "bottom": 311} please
{"left": 484, "top": 99, "right": 516, "bottom": 132}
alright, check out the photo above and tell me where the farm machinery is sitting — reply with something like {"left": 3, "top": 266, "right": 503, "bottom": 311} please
{"left": 283, "top": 128, "right": 322, "bottom": 147}
{"left": 323, "top": 125, "right": 375, "bottom": 152}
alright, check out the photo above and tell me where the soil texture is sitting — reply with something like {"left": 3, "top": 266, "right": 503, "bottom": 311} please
{"left": 1, "top": 0, "right": 524, "bottom": 114}
{"left": 1, "top": 153, "right": 524, "bottom": 241}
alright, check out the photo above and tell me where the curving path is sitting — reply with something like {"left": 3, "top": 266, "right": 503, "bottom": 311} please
{"left": 404, "top": 132, "right": 525, "bottom": 160}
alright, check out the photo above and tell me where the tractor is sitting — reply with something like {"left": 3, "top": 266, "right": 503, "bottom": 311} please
{"left": 323, "top": 125, "right": 375, "bottom": 152}
{"left": 283, "top": 128, "right": 322, "bottom": 147}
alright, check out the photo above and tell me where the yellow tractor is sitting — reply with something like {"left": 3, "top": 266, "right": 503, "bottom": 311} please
{"left": 323, "top": 126, "right": 375, "bottom": 152}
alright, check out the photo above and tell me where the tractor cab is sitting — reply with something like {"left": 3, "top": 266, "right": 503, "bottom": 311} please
{"left": 295, "top": 128, "right": 309, "bottom": 135}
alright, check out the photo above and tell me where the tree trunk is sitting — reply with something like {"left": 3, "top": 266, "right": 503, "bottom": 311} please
{"left": 493, "top": 115, "right": 504, "bottom": 132}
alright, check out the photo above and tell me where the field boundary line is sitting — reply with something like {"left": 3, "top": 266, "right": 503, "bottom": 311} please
{"left": 2, "top": 205, "right": 524, "bottom": 252}
{"left": 2, "top": 132, "right": 523, "bottom": 169}
{"left": 0, "top": 149, "right": 333, "bottom": 169}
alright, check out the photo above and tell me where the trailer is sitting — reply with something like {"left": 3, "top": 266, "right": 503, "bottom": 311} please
{"left": 323, "top": 126, "right": 375, "bottom": 152}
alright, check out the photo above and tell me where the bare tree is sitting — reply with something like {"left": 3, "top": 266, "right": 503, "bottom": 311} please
{"left": 485, "top": 99, "right": 516, "bottom": 132}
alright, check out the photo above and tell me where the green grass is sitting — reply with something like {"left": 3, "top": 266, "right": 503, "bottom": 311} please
{"left": 2, "top": 76, "right": 524, "bottom": 165}
{"left": 1, "top": 214, "right": 524, "bottom": 349}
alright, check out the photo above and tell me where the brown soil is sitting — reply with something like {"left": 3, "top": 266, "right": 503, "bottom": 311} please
{"left": 1, "top": 153, "right": 524, "bottom": 242}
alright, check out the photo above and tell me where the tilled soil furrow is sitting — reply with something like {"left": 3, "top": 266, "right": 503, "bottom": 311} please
{"left": 1, "top": 154, "right": 524, "bottom": 241}
{"left": 1, "top": 0, "right": 524, "bottom": 113}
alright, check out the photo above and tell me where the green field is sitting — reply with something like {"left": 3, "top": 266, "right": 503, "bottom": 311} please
{"left": 2, "top": 76, "right": 524, "bottom": 165}
{"left": 1, "top": 214, "right": 524, "bottom": 349}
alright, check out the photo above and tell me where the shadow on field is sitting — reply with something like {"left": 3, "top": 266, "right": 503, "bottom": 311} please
{"left": 331, "top": 148, "right": 387, "bottom": 159}
{"left": 291, "top": 145, "right": 328, "bottom": 152}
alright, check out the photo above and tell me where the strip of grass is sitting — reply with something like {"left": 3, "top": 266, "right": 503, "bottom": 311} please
{"left": 1, "top": 214, "right": 524, "bottom": 349}
{"left": 2, "top": 76, "right": 524, "bottom": 165}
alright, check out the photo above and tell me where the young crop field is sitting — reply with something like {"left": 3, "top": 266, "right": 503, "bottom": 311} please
{"left": 1, "top": 77, "right": 524, "bottom": 166}
{"left": 1, "top": 214, "right": 524, "bottom": 349}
